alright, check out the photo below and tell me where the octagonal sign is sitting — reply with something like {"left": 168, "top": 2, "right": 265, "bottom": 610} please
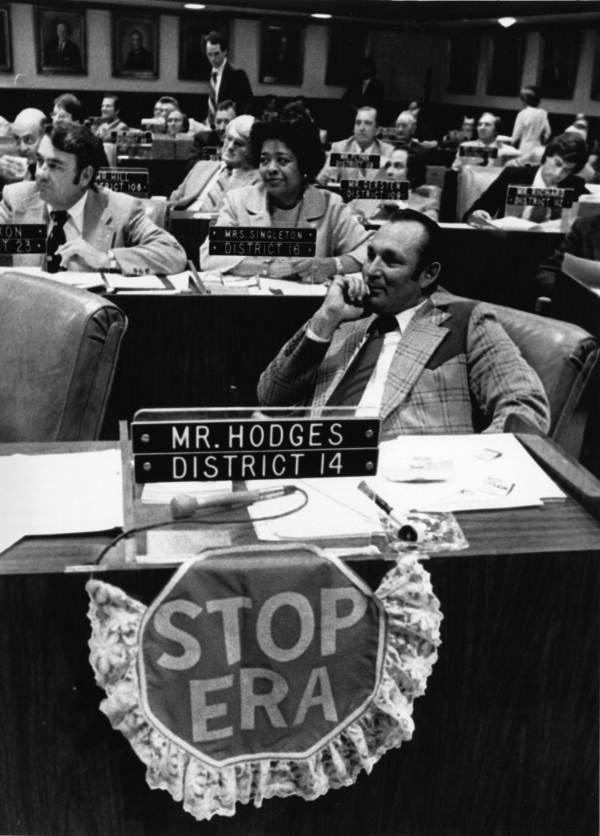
{"left": 138, "top": 545, "right": 386, "bottom": 767}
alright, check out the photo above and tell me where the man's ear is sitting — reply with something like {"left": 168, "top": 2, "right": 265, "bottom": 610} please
{"left": 418, "top": 261, "right": 441, "bottom": 293}
{"left": 78, "top": 164, "right": 94, "bottom": 189}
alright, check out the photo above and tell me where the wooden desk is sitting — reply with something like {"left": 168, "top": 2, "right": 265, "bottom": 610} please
{"left": 0, "top": 437, "right": 598, "bottom": 834}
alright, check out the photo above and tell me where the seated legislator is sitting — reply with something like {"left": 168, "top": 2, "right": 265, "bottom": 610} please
{"left": 0, "top": 123, "right": 186, "bottom": 275}
{"left": 92, "top": 95, "right": 128, "bottom": 141}
{"left": 257, "top": 208, "right": 550, "bottom": 440}
{"left": 452, "top": 112, "right": 503, "bottom": 170}
{"left": 51, "top": 93, "right": 83, "bottom": 128}
{"left": 315, "top": 107, "right": 394, "bottom": 185}
{"left": 393, "top": 111, "right": 428, "bottom": 155}
{"left": 535, "top": 214, "right": 600, "bottom": 301}
{"left": 0, "top": 108, "right": 46, "bottom": 186}
{"left": 349, "top": 148, "right": 440, "bottom": 223}
{"left": 201, "top": 118, "right": 371, "bottom": 282}
{"left": 463, "top": 132, "right": 589, "bottom": 226}
{"left": 169, "top": 115, "right": 259, "bottom": 210}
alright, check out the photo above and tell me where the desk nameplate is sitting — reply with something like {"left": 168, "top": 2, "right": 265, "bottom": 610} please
{"left": 208, "top": 226, "right": 317, "bottom": 257}
{"left": 0, "top": 224, "right": 46, "bottom": 254}
{"left": 506, "top": 185, "right": 574, "bottom": 209}
{"left": 132, "top": 417, "right": 380, "bottom": 482}
{"left": 459, "top": 145, "right": 498, "bottom": 161}
{"left": 97, "top": 167, "right": 150, "bottom": 198}
{"left": 330, "top": 153, "right": 380, "bottom": 169}
{"left": 340, "top": 179, "right": 409, "bottom": 201}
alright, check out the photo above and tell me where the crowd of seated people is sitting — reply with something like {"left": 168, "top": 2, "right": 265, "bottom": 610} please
{"left": 0, "top": 46, "right": 598, "bottom": 298}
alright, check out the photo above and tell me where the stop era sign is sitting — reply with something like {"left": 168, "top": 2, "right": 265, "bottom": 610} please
{"left": 138, "top": 545, "right": 385, "bottom": 766}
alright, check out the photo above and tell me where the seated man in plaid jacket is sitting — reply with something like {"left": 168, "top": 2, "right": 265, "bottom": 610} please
{"left": 258, "top": 208, "right": 550, "bottom": 440}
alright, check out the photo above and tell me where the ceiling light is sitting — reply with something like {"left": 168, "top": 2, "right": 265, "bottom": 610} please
{"left": 498, "top": 17, "right": 517, "bottom": 28}
{"left": 184, "top": 4, "right": 206, "bottom": 9}
{"left": 311, "top": 13, "right": 332, "bottom": 19}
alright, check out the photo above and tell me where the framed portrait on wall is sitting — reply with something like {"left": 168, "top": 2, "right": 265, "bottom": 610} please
{"left": 35, "top": 7, "right": 86, "bottom": 75}
{"left": 326, "top": 23, "right": 367, "bottom": 86}
{"left": 112, "top": 13, "right": 159, "bottom": 78}
{"left": 178, "top": 15, "right": 230, "bottom": 81}
{"left": 487, "top": 29, "right": 525, "bottom": 96}
{"left": 0, "top": 6, "right": 11, "bottom": 72}
{"left": 591, "top": 31, "right": 600, "bottom": 100}
{"left": 446, "top": 32, "right": 479, "bottom": 94}
{"left": 539, "top": 28, "right": 580, "bottom": 99}
{"left": 259, "top": 21, "right": 304, "bottom": 85}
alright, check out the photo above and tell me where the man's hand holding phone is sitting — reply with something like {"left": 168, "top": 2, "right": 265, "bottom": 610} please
{"left": 308, "top": 274, "right": 369, "bottom": 341}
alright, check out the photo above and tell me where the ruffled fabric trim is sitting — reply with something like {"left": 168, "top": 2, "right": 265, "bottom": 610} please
{"left": 86, "top": 552, "right": 442, "bottom": 821}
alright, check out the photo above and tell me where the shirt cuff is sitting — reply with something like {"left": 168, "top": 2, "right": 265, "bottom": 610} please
{"left": 305, "top": 325, "right": 331, "bottom": 343}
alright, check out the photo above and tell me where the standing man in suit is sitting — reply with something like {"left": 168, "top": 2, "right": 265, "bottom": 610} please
{"left": 342, "top": 57, "right": 385, "bottom": 115}
{"left": 204, "top": 31, "right": 253, "bottom": 127}
{"left": 316, "top": 106, "right": 394, "bottom": 185}
{"left": 258, "top": 208, "right": 549, "bottom": 439}
{"left": 464, "top": 132, "right": 589, "bottom": 224}
{"left": 0, "top": 123, "right": 186, "bottom": 275}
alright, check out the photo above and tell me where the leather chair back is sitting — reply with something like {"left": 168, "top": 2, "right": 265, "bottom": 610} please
{"left": 0, "top": 273, "right": 127, "bottom": 441}
{"left": 491, "top": 303, "right": 599, "bottom": 457}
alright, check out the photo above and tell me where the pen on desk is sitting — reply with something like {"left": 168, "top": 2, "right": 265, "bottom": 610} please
{"left": 100, "top": 271, "right": 114, "bottom": 293}
{"left": 187, "top": 259, "right": 209, "bottom": 295}
{"left": 357, "top": 480, "right": 421, "bottom": 542}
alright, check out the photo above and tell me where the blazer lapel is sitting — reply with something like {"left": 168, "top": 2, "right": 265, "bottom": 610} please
{"left": 315, "top": 317, "right": 374, "bottom": 405}
{"left": 82, "top": 188, "right": 114, "bottom": 251}
{"left": 380, "top": 301, "right": 451, "bottom": 421}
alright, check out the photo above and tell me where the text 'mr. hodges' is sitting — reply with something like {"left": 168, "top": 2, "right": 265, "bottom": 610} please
{"left": 132, "top": 417, "right": 380, "bottom": 481}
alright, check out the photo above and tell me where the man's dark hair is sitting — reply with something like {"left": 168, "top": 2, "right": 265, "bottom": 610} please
{"left": 103, "top": 94, "right": 120, "bottom": 113}
{"left": 206, "top": 31, "right": 227, "bottom": 51}
{"left": 543, "top": 131, "right": 587, "bottom": 173}
{"left": 521, "top": 85, "right": 540, "bottom": 107}
{"left": 44, "top": 123, "right": 108, "bottom": 185}
{"left": 249, "top": 118, "right": 325, "bottom": 182}
{"left": 386, "top": 206, "right": 442, "bottom": 285}
{"left": 216, "top": 99, "right": 236, "bottom": 114}
{"left": 53, "top": 93, "right": 82, "bottom": 123}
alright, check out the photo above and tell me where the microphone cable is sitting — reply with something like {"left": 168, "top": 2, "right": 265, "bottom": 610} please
{"left": 92, "top": 485, "right": 309, "bottom": 566}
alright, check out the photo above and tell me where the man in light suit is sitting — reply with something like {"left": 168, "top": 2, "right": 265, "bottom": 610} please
{"left": 0, "top": 123, "right": 186, "bottom": 275}
{"left": 316, "top": 107, "right": 394, "bottom": 185}
{"left": 258, "top": 208, "right": 550, "bottom": 439}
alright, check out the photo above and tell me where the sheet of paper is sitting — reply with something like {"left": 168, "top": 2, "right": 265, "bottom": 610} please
{"left": 247, "top": 477, "right": 383, "bottom": 541}
{"left": 106, "top": 275, "right": 166, "bottom": 290}
{"left": 0, "top": 450, "right": 123, "bottom": 553}
{"left": 563, "top": 252, "right": 600, "bottom": 292}
{"left": 372, "top": 433, "right": 564, "bottom": 512}
{"left": 248, "top": 278, "right": 327, "bottom": 296}
{"left": 0, "top": 266, "right": 106, "bottom": 290}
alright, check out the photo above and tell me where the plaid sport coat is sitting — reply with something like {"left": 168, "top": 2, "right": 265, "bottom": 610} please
{"left": 257, "top": 289, "right": 550, "bottom": 440}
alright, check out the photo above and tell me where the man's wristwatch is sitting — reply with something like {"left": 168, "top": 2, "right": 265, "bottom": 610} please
{"left": 334, "top": 257, "right": 343, "bottom": 275}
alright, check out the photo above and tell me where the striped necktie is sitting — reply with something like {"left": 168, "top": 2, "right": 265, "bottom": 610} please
{"left": 46, "top": 210, "right": 69, "bottom": 273}
{"left": 327, "top": 315, "right": 399, "bottom": 406}
{"left": 208, "top": 70, "right": 218, "bottom": 126}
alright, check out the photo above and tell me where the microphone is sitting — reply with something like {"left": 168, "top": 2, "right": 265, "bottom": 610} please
{"left": 170, "top": 485, "right": 297, "bottom": 519}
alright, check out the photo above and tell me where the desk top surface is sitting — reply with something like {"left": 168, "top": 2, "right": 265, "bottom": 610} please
{"left": 1, "top": 435, "right": 599, "bottom": 576}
